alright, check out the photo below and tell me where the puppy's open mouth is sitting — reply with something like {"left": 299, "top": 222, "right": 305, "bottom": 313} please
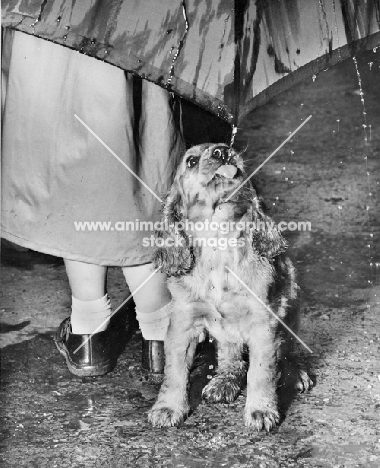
{"left": 212, "top": 164, "right": 242, "bottom": 183}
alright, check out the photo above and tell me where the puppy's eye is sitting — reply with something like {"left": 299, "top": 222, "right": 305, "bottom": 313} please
{"left": 186, "top": 156, "right": 199, "bottom": 168}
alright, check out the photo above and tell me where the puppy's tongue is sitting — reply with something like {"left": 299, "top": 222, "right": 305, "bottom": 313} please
{"left": 215, "top": 165, "right": 237, "bottom": 179}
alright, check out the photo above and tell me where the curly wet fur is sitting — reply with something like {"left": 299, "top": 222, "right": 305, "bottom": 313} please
{"left": 149, "top": 143, "right": 312, "bottom": 430}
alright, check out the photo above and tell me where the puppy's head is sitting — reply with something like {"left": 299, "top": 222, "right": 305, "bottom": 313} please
{"left": 175, "top": 143, "right": 246, "bottom": 207}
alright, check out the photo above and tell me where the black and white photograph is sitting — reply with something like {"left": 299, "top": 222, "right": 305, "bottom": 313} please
{"left": 1, "top": 1, "right": 380, "bottom": 467}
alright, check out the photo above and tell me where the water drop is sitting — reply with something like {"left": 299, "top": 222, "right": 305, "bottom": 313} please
{"left": 338, "top": 205, "right": 342, "bottom": 210}
{"left": 57, "top": 16, "right": 61, "bottom": 23}
{"left": 369, "top": 62, "right": 373, "bottom": 70}
{"left": 63, "top": 35, "right": 67, "bottom": 42}
{"left": 312, "top": 74, "right": 317, "bottom": 82}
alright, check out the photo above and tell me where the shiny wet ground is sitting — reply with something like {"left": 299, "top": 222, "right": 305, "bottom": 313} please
{"left": 1, "top": 52, "right": 380, "bottom": 467}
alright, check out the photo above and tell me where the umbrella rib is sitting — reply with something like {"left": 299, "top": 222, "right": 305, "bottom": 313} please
{"left": 167, "top": 0, "right": 190, "bottom": 86}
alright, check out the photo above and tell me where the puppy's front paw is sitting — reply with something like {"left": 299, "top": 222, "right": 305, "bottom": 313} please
{"left": 148, "top": 405, "right": 188, "bottom": 427}
{"left": 244, "top": 408, "right": 280, "bottom": 431}
{"left": 202, "top": 374, "right": 242, "bottom": 403}
{"left": 295, "top": 369, "right": 314, "bottom": 393}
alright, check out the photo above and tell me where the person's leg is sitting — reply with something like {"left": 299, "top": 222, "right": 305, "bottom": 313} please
{"left": 54, "top": 260, "right": 113, "bottom": 377}
{"left": 64, "top": 260, "right": 112, "bottom": 334}
{"left": 122, "top": 263, "right": 171, "bottom": 340}
{"left": 64, "top": 259, "right": 107, "bottom": 300}
{"left": 123, "top": 263, "right": 172, "bottom": 373}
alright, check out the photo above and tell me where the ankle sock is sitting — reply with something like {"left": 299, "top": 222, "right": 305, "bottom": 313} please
{"left": 70, "top": 294, "right": 112, "bottom": 334}
{"left": 135, "top": 302, "right": 172, "bottom": 340}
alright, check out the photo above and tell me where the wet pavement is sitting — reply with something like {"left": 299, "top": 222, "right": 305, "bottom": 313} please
{"left": 1, "top": 51, "right": 380, "bottom": 467}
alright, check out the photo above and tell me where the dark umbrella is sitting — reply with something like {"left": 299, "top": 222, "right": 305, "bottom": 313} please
{"left": 2, "top": 0, "right": 380, "bottom": 125}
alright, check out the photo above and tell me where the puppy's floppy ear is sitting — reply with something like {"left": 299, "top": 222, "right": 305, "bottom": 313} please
{"left": 152, "top": 182, "right": 194, "bottom": 277}
{"left": 250, "top": 197, "right": 288, "bottom": 259}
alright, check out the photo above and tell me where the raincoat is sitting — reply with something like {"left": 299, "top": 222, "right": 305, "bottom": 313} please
{"left": 1, "top": 30, "right": 184, "bottom": 266}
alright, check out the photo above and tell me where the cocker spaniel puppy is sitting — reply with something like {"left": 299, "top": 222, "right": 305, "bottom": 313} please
{"left": 148, "top": 143, "right": 312, "bottom": 430}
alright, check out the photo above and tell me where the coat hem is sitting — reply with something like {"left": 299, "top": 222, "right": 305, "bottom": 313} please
{"left": 1, "top": 230, "right": 153, "bottom": 267}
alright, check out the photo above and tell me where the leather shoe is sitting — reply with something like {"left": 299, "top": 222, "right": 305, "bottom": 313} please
{"left": 53, "top": 317, "right": 113, "bottom": 377}
{"left": 141, "top": 339, "right": 165, "bottom": 374}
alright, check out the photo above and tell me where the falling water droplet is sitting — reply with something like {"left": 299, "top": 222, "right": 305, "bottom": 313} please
{"left": 57, "top": 15, "right": 61, "bottom": 23}
{"left": 369, "top": 62, "right": 373, "bottom": 70}
{"left": 312, "top": 74, "right": 317, "bottom": 82}
{"left": 331, "top": 0, "right": 342, "bottom": 61}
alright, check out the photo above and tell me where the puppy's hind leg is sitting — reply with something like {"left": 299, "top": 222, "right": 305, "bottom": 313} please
{"left": 148, "top": 322, "right": 198, "bottom": 427}
{"left": 202, "top": 341, "right": 247, "bottom": 403}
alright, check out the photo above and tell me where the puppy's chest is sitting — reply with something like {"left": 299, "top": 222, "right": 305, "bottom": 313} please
{"left": 185, "top": 247, "right": 263, "bottom": 305}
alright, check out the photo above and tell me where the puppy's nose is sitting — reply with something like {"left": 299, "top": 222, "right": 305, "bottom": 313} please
{"left": 211, "top": 146, "right": 230, "bottom": 164}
